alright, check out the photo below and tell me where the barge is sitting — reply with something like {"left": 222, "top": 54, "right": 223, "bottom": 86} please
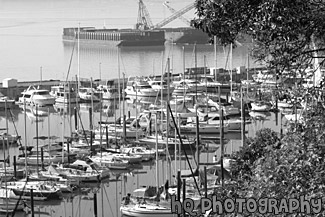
{"left": 62, "top": 27, "right": 166, "bottom": 47}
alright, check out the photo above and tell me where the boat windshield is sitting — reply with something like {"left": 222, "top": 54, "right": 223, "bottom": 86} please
{"left": 35, "top": 91, "right": 50, "bottom": 95}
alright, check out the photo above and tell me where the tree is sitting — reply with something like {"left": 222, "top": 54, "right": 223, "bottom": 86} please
{"left": 192, "top": 0, "right": 325, "bottom": 86}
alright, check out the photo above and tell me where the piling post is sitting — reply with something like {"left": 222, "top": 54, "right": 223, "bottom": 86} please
{"left": 182, "top": 178, "right": 186, "bottom": 217}
{"left": 105, "top": 125, "right": 109, "bottom": 148}
{"left": 13, "top": 156, "right": 16, "bottom": 179}
{"left": 93, "top": 192, "right": 98, "bottom": 217}
{"left": 74, "top": 107, "right": 78, "bottom": 131}
{"left": 41, "top": 147, "right": 44, "bottom": 170}
{"left": 67, "top": 140, "right": 70, "bottom": 164}
{"left": 31, "top": 189, "right": 35, "bottom": 217}
{"left": 90, "top": 131, "right": 93, "bottom": 155}
{"left": 220, "top": 109, "right": 224, "bottom": 187}
{"left": 89, "top": 108, "right": 93, "bottom": 130}
{"left": 204, "top": 166, "right": 207, "bottom": 198}
{"left": 241, "top": 87, "right": 246, "bottom": 147}
{"left": 177, "top": 170, "right": 181, "bottom": 217}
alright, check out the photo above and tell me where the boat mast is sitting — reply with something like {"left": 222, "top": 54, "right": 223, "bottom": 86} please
{"left": 62, "top": 85, "right": 66, "bottom": 164}
{"left": 122, "top": 72, "right": 126, "bottom": 141}
{"left": 155, "top": 114, "right": 159, "bottom": 192}
{"left": 77, "top": 23, "right": 81, "bottom": 92}
{"left": 4, "top": 100, "right": 8, "bottom": 211}
{"left": 118, "top": 48, "right": 121, "bottom": 123}
{"left": 24, "top": 99, "right": 28, "bottom": 178}
{"left": 166, "top": 57, "right": 171, "bottom": 183}
{"left": 194, "top": 44, "right": 200, "bottom": 170}
{"left": 230, "top": 43, "right": 233, "bottom": 94}
{"left": 36, "top": 105, "right": 39, "bottom": 174}
{"left": 48, "top": 107, "right": 51, "bottom": 164}
{"left": 214, "top": 35, "right": 217, "bottom": 81}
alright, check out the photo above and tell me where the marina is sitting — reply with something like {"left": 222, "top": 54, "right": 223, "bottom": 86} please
{"left": 0, "top": 66, "right": 297, "bottom": 216}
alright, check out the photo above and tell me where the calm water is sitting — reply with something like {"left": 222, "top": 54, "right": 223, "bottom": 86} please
{"left": 0, "top": 1, "right": 279, "bottom": 216}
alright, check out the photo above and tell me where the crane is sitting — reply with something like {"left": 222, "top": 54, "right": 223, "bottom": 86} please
{"left": 153, "top": 2, "right": 195, "bottom": 29}
{"left": 163, "top": 1, "right": 191, "bottom": 26}
{"left": 136, "top": 0, "right": 154, "bottom": 30}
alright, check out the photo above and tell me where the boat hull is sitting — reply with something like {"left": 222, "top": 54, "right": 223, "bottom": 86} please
{"left": 12, "top": 189, "right": 62, "bottom": 200}
{"left": 120, "top": 204, "right": 176, "bottom": 217}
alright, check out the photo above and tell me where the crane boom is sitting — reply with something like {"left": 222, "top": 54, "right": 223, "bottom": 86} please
{"left": 163, "top": 1, "right": 191, "bottom": 26}
{"left": 136, "top": 0, "right": 154, "bottom": 30}
{"left": 153, "top": 2, "right": 195, "bottom": 29}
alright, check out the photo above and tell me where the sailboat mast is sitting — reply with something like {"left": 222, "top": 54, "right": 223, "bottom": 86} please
{"left": 230, "top": 43, "right": 233, "bottom": 94}
{"left": 166, "top": 58, "right": 171, "bottom": 183}
{"left": 62, "top": 85, "right": 66, "bottom": 164}
{"left": 77, "top": 23, "right": 81, "bottom": 91}
{"left": 122, "top": 72, "right": 126, "bottom": 141}
{"left": 48, "top": 107, "right": 51, "bottom": 162}
{"left": 155, "top": 114, "right": 159, "bottom": 191}
{"left": 36, "top": 105, "right": 39, "bottom": 173}
{"left": 214, "top": 35, "right": 217, "bottom": 81}
{"left": 24, "top": 99, "right": 28, "bottom": 177}
{"left": 194, "top": 45, "right": 200, "bottom": 168}
{"left": 4, "top": 100, "right": 8, "bottom": 211}
{"left": 118, "top": 48, "right": 121, "bottom": 121}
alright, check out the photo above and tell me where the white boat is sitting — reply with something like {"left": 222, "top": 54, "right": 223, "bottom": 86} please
{"left": 148, "top": 80, "right": 174, "bottom": 96}
{"left": 90, "top": 156, "right": 130, "bottom": 170}
{"left": 16, "top": 151, "right": 68, "bottom": 166}
{"left": 50, "top": 84, "right": 79, "bottom": 103}
{"left": 284, "top": 111, "right": 304, "bottom": 123}
{"left": 252, "top": 70, "right": 280, "bottom": 85}
{"left": 249, "top": 111, "right": 270, "bottom": 120}
{"left": 6, "top": 180, "right": 63, "bottom": 200}
{"left": 97, "top": 85, "right": 120, "bottom": 100}
{"left": 137, "top": 136, "right": 194, "bottom": 151}
{"left": 18, "top": 86, "right": 55, "bottom": 106}
{"left": 270, "top": 100, "right": 293, "bottom": 109}
{"left": 120, "top": 146, "right": 156, "bottom": 161}
{"left": 0, "top": 94, "right": 15, "bottom": 110}
{"left": 70, "top": 159, "right": 110, "bottom": 179}
{"left": 194, "top": 113, "right": 243, "bottom": 131}
{"left": 78, "top": 87, "right": 101, "bottom": 102}
{"left": 120, "top": 203, "right": 176, "bottom": 217}
{"left": 110, "top": 153, "right": 143, "bottom": 164}
{"left": 206, "top": 98, "right": 240, "bottom": 116}
{"left": 250, "top": 101, "right": 271, "bottom": 112}
{"left": 180, "top": 122, "right": 229, "bottom": 134}
{"left": 125, "top": 78, "right": 159, "bottom": 97}
{"left": 51, "top": 164, "right": 100, "bottom": 182}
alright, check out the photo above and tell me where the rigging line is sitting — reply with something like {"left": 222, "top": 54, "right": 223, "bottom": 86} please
{"left": 8, "top": 108, "right": 22, "bottom": 147}
{"left": 65, "top": 38, "right": 76, "bottom": 83}
{"left": 167, "top": 103, "right": 201, "bottom": 196}
{"left": 103, "top": 185, "right": 115, "bottom": 217}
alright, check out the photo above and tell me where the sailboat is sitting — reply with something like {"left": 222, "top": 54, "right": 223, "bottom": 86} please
{"left": 120, "top": 203, "right": 177, "bottom": 217}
